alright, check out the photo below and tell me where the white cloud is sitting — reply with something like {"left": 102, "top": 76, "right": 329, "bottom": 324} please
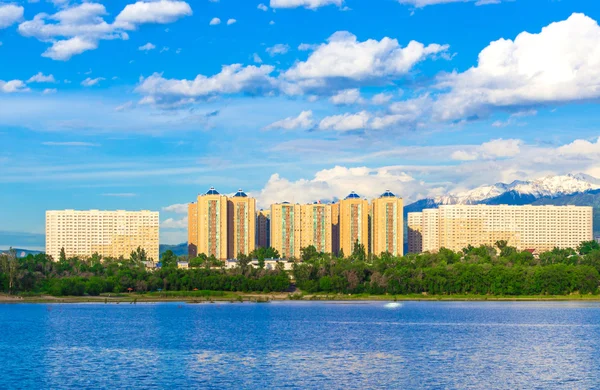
{"left": 433, "top": 13, "right": 600, "bottom": 121}
{"left": 269, "top": 20, "right": 275, "bottom": 25}
{"left": 264, "top": 110, "right": 313, "bottom": 130}
{"left": 330, "top": 88, "right": 364, "bottom": 105}
{"left": 0, "top": 80, "right": 29, "bottom": 93}
{"left": 138, "top": 42, "right": 156, "bottom": 51}
{"left": 42, "top": 88, "right": 57, "bottom": 94}
{"left": 0, "top": 4, "right": 24, "bottom": 29}
{"left": 371, "top": 92, "right": 393, "bottom": 105}
{"left": 135, "top": 64, "right": 277, "bottom": 106}
{"left": 266, "top": 43, "right": 289, "bottom": 56}
{"left": 480, "top": 138, "right": 522, "bottom": 158}
{"left": 398, "top": 0, "right": 502, "bottom": 7}
{"left": 163, "top": 203, "right": 188, "bottom": 214}
{"left": 114, "top": 0, "right": 192, "bottom": 27}
{"left": 255, "top": 166, "right": 420, "bottom": 208}
{"left": 115, "top": 101, "right": 134, "bottom": 112}
{"left": 284, "top": 31, "right": 449, "bottom": 91}
{"left": 558, "top": 137, "right": 600, "bottom": 158}
{"left": 81, "top": 77, "right": 105, "bottom": 87}
{"left": 227, "top": 18, "right": 237, "bottom": 25}
{"left": 269, "top": 0, "right": 343, "bottom": 9}
{"left": 209, "top": 17, "right": 221, "bottom": 25}
{"left": 451, "top": 150, "right": 479, "bottom": 161}
{"left": 252, "top": 53, "right": 263, "bottom": 63}
{"left": 27, "top": 72, "right": 56, "bottom": 83}
{"left": 161, "top": 216, "right": 188, "bottom": 228}
{"left": 258, "top": 3, "right": 269, "bottom": 11}
{"left": 18, "top": 1, "right": 192, "bottom": 60}
{"left": 298, "top": 43, "right": 318, "bottom": 51}
{"left": 318, "top": 111, "right": 370, "bottom": 131}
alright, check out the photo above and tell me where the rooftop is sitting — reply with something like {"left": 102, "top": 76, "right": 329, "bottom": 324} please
{"left": 206, "top": 186, "right": 220, "bottom": 195}
{"left": 233, "top": 189, "right": 248, "bottom": 197}
{"left": 345, "top": 191, "right": 361, "bottom": 199}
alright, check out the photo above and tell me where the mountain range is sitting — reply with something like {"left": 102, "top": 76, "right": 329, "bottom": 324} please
{"left": 405, "top": 173, "right": 600, "bottom": 236}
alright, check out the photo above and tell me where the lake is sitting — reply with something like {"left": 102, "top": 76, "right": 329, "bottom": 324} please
{"left": 1, "top": 301, "right": 600, "bottom": 389}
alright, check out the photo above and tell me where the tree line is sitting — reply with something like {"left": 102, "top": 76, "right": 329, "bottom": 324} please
{"left": 1, "top": 240, "right": 600, "bottom": 296}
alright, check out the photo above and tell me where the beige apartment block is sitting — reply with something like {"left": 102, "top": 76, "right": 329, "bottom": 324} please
{"left": 256, "top": 209, "right": 271, "bottom": 249}
{"left": 188, "top": 187, "right": 228, "bottom": 260}
{"left": 407, "top": 212, "right": 423, "bottom": 254}
{"left": 270, "top": 203, "right": 302, "bottom": 259}
{"left": 45, "top": 209, "right": 159, "bottom": 261}
{"left": 371, "top": 191, "right": 404, "bottom": 256}
{"left": 339, "top": 192, "right": 370, "bottom": 256}
{"left": 227, "top": 190, "right": 256, "bottom": 258}
{"left": 300, "top": 203, "right": 333, "bottom": 253}
{"left": 409, "top": 205, "right": 593, "bottom": 253}
{"left": 331, "top": 203, "right": 340, "bottom": 256}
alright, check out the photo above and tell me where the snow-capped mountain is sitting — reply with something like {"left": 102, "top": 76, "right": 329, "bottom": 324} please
{"left": 425, "top": 173, "right": 600, "bottom": 207}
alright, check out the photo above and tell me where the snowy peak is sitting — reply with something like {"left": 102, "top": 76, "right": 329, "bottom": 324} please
{"left": 433, "top": 173, "right": 600, "bottom": 205}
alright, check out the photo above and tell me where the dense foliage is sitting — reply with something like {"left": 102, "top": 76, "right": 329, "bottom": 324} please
{"left": 0, "top": 248, "right": 289, "bottom": 296}
{"left": 292, "top": 241, "right": 600, "bottom": 296}
{"left": 2, "top": 240, "right": 600, "bottom": 297}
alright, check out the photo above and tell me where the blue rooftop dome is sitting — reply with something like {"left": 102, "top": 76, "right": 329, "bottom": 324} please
{"left": 206, "top": 186, "right": 220, "bottom": 195}
{"left": 380, "top": 190, "right": 396, "bottom": 198}
{"left": 233, "top": 189, "right": 248, "bottom": 197}
{"left": 345, "top": 191, "right": 360, "bottom": 199}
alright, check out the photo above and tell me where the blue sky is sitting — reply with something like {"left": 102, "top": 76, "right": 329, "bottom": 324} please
{"left": 1, "top": 0, "right": 600, "bottom": 248}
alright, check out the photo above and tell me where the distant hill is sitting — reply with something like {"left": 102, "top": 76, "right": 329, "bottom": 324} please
{"left": 533, "top": 189, "right": 600, "bottom": 236}
{"left": 159, "top": 243, "right": 188, "bottom": 258}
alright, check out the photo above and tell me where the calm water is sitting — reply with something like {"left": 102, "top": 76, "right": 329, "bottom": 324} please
{"left": 2, "top": 301, "right": 600, "bottom": 389}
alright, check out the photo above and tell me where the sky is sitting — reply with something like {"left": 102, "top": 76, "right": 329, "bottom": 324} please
{"left": 1, "top": 0, "right": 600, "bottom": 248}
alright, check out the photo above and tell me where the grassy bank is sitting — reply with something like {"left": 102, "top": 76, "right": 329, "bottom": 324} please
{"left": 3, "top": 292, "right": 600, "bottom": 304}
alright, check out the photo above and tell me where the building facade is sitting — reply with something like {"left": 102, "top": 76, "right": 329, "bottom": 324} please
{"left": 270, "top": 203, "right": 302, "bottom": 258}
{"left": 339, "top": 192, "right": 370, "bottom": 256}
{"left": 256, "top": 209, "right": 271, "bottom": 248}
{"left": 300, "top": 203, "right": 333, "bottom": 253}
{"left": 45, "top": 210, "right": 159, "bottom": 261}
{"left": 409, "top": 205, "right": 593, "bottom": 253}
{"left": 188, "top": 187, "right": 229, "bottom": 260}
{"left": 407, "top": 212, "right": 423, "bottom": 254}
{"left": 227, "top": 189, "right": 256, "bottom": 258}
{"left": 371, "top": 191, "right": 404, "bottom": 256}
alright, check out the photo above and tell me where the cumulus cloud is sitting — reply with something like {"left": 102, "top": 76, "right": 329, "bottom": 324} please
{"left": 558, "top": 137, "right": 600, "bottom": 158}
{"left": 209, "top": 17, "right": 221, "bottom": 25}
{"left": 255, "top": 166, "right": 421, "bottom": 207}
{"left": 227, "top": 18, "right": 236, "bottom": 25}
{"left": 266, "top": 43, "right": 290, "bottom": 56}
{"left": 18, "top": 1, "right": 192, "bottom": 60}
{"left": 0, "top": 80, "right": 29, "bottom": 93}
{"left": 42, "top": 88, "right": 57, "bottom": 94}
{"left": 284, "top": 31, "right": 449, "bottom": 92}
{"left": 433, "top": 13, "right": 600, "bottom": 121}
{"left": 269, "top": 0, "right": 343, "bottom": 9}
{"left": 264, "top": 110, "right": 313, "bottom": 130}
{"left": 330, "top": 88, "right": 364, "bottom": 105}
{"left": 27, "top": 72, "right": 56, "bottom": 83}
{"left": 135, "top": 64, "right": 277, "bottom": 106}
{"left": 258, "top": 3, "right": 269, "bottom": 11}
{"left": 163, "top": 203, "right": 188, "bottom": 214}
{"left": 161, "top": 217, "right": 187, "bottom": 228}
{"left": 81, "top": 77, "right": 105, "bottom": 87}
{"left": 450, "top": 139, "right": 522, "bottom": 161}
{"left": 318, "top": 111, "right": 370, "bottom": 131}
{"left": 138, "top": 42, "right": 156, "bottom": 51}
{"left": 371, "top": 92, "right": 393, "bottom": 105}
{"left": 252, "top": 53, "right": 263, "bottom": 63}
{"left": 0, "top": 4, "right": 24, "bottom": 29}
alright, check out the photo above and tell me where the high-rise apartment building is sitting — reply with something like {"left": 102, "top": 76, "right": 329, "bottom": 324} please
{"left": 270, "top": 203, "right": 302, "bottom": 258}
{"left": 409, "top": 205, "right": 593, "bottom": 253}
{"left": 227, "top": 189, "right": 256, "bottom": 258}
{"left": 256, "top": 209, "right": 271, "bottom": 248}
{"left": 300, "top": 203, "right": 333, "bottom": 253}
{"left": 331, "top": 203, "right": 340, "bottom": 256}
{"left": 407, "top": 212, "right": 423, "bottom": 254}
{"left": 45, "top": 210, "right": 159, "bottom": 261}
{"left": 188, "top": 187, "right": 228, "bottom": 260}
{"left": 339, "top": 192, "right": 370, "bottom": 256}
{"left": 371, "top": 191, "right": 404, "bottom": 256}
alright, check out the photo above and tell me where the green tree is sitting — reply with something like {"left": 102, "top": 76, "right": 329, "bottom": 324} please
{"left": 59, "top": 247, "right": 67, "bottom": 262}
{"left": 578, "top": 240, "right": 600, "bottom": 255}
